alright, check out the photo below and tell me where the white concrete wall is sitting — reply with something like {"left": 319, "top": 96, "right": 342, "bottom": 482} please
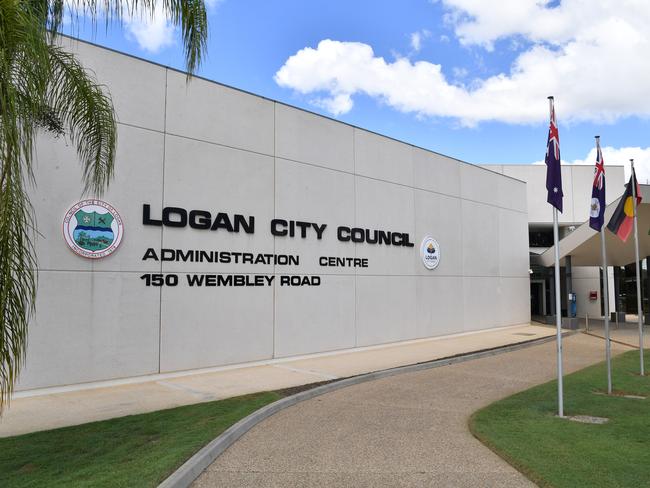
{"left": 486, "top": 164, "right": 625, "bottom": 319}
{"left": 486, "top": 164, "right": 625, "bottom": 225}
{"left": 572, "top": 267, "right": 602, "bottom": 319}
{"left": 17, "top": 38, "right": 530, "bottom": 391}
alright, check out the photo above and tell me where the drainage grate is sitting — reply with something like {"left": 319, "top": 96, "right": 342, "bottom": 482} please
{"left": 513, "top": 333, "right": 537, "bottom": 336}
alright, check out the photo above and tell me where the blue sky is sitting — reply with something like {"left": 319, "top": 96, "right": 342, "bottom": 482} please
{"left": 65, "top": 0, "right": 650, "bottom": 178}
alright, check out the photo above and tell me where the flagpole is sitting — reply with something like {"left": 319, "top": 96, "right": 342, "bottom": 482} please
{"left": 601, "top": 228, "right": 612, "bottom": 392}
{"left": 595, "top": 136, "right": 612, "bottom": 393}
{"left": 553, "top": 206, "right": 564, "bottom": 415}
{"left": 631, "top": 159, "right": 645, "bottom": 375}
{"left": 549, "top": 96, "right": 564, "bottom": 417}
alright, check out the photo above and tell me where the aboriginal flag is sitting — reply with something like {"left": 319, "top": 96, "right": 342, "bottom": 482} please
{"left": 607, "top": 168, "right": 642, "bottom": 242}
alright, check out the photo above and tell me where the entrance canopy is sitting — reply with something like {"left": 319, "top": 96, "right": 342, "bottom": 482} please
{"left": 539, "top": 185, "right": 650, "bottom": 267}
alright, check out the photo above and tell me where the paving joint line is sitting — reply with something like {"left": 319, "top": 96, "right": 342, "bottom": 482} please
{"left": 581, "top": 330, "right": 639, "bottom": 349}
{"left": 158, "top": 331, "right": 575, "bottom": 488}
{"left": 271, "top": 364, "right": 339, "bottom": 381}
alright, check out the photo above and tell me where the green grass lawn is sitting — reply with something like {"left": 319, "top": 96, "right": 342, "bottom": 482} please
{"left": 470, "top": 349, "right": 650, "bottom": 488}
{"left": 0, "top": 391, "right": 281, "bottom": 488}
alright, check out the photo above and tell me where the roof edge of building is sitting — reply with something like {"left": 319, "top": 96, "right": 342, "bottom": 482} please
{"left": 60, "top": 33, "right": 527, "bottom": 186}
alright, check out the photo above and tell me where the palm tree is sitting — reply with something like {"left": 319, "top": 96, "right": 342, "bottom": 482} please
{"left": 0, "top": 0, "right": 208, "bottom": 412}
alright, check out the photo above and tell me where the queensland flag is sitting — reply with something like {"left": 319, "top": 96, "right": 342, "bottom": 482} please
{"left": 589, "top": 141, "right": 606, "bottom": 231}
{"left": 545, "top": 99, "right": 563, "bottom": 212}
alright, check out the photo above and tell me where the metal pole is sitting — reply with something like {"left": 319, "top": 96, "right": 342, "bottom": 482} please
{"left": 631, "top": 159, "right": 645, "bottom": 375}
{"left": 601, "top": 228, "right": 612, "bottom": 393}
{"left": 553, "top": 207, "right": 564, "bottom": 416}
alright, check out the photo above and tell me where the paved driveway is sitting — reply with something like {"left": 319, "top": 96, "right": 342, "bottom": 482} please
{"left": 194, "top": 334, "right": 628, "bottom": 487}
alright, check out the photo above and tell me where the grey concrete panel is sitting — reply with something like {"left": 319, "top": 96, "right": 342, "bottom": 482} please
{"left": 31, "top": 133, "right": 92, "bottom": 272}
{"left": 498, "top": 174, "right": 527, "bottom": 213}
{"left": 462, "top": 276, "right": 501, "bottom": 331}
{"left": 274, "top": 158, "right": 356, "bottom": 275}
{"left": 498, "top": 209, "right": 529, "bottom": 277}
{"left": 415, "top": 276, "right": 464, "bottom": 338}
{"left": 499, "top": 164, "right": 557, "bottom": 223}
{"left": 161, "top": 135, "right": 275, "bottom": 274}
{"left": 413, "top": 147, "right": 461, "bottom": 197}
{"left": 63, "top": 37, "right": 166, "bottom": 132}
{"left": 17, "top": 270, "right": 160, "bottom": 390}
{"left": 355, "top": 276, "right": 417, "bottom": 347}
{"left": 414, "top": 190, "right": 462, "bottom": 276}
{"left": 569, "top": 165, "right": 625, "bottom": 224}
{"left": 275, "top": 103, "right": 354, "bottom": 172}
{"left": 498, "top": 277, "right": 531, "bottom": 325}
{"left": 92, "top": 125, "right": 164, "bottom": 273}
{"left": 484, "top": 164, "right": 504, "bottom": 174}
{"left": 572, "top": 266, "right": 601, "bottom": 318}
{"left": 574, "top": 281, "right": 601, "bottom": 318}
{"left": 31, "top": 122, "right": 163, "bottom": 274}
{"left": 605, "top": 166, "right": 626, "bottom": 203}
{"left": 460, "top": 163, "right": 504, "bottom": 208}
{"left": 461, "top": 200, "right": 499, "bottom": 277}
{"left": 274, "top": 275, "right": 356, "bottom": 357}
{"left": 354, "top": 129, "right": 414, "bottom": 186}
{"left": 354, "top": 177, "right": 416, "bottom": 275}
{"left": 159, "top": 283, "right": 273, "bottom": 373}
{"left": 165, "top": 71, "right": 274, "bottom": 156}
{"left": 489, "top": 164, "right": 625, "bottom": 224}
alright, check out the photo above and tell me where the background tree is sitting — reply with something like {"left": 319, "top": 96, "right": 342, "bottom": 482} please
{"left": 0, "top": 0, "right": 208, "bottom": 411}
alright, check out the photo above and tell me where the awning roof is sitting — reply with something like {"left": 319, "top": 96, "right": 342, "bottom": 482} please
{"left": 539, "top": 185, "right": 650, "bottom": 267}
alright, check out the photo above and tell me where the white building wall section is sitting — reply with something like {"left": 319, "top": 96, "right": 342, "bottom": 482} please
{"left": 487, "top": 163, "right": 626, "bottom": 319}
{"left": 17, "top": 38, "right": 530, "bottom": 391}
{"left": 572, "top": 267, "right": 602, "bottom": 319}
{"left": 486, "top": 164, "right": 625, "bottom": 225}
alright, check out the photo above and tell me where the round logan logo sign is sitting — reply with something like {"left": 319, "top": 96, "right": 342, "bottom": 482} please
{"left": 420, "top": 236, "right": 440, "bottom": 270}
{"left": 63, "top": 200, "right": 124, "bottom": 259}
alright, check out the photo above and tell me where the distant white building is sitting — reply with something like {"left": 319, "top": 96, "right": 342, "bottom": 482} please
{"left": 484, "top": 164, "right": 625, "bottom": 322}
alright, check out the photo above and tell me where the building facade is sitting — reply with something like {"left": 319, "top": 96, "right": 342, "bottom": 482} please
{"left": 17, "top": 38, "right": 531, "bottom": 392}
{"left": 486, "top": 164, "right": 625, "bottom": 321}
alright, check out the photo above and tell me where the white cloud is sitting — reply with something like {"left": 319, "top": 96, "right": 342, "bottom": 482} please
{"left": 452, "top": 66, "right": 468, "bottom": 79}
{"left": 564, "top": 146, "right": 650, "bottom": 184}
{"left": 311, "top": 93, "right": 353, "bottom": 116}
{"left": 275, "top": 1, "right": 650, "bottom": 125}
{"left": 123, "top": 4, "right": 175, "bottom": 53}
{"left": 410, "top": 29, "right": 431, "bottom": 52}
{"left": 440, "top": 0, "right": 648, "bottom": 48}
{"left": 532, "top": 146, "right": 650, "bottom": 184}
{"left": 120, "top": 0, "right": 223, "bottom": 53}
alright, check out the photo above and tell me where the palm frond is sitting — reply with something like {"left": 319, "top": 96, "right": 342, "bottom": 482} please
{"left": 0, "top": 0, "right": 47, "bottom": 410}
{"left": 46, "top": 44, "right": 117, "bottom": 195}
{"left": 52, "top": 1, "right": 208, "bottom": 75}
{"left": 0, "top": 159, "right": 37, "bottom": 412}
{"left": 0, "top": 0, "right": 209, "bottom": 413}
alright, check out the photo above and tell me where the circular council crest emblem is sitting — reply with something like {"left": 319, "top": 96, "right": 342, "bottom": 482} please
{"left": 420, "top": 236, "right": 440, "bottom": 270}
{"left": 63, "top": 200, "right": 123, "bottom": 259}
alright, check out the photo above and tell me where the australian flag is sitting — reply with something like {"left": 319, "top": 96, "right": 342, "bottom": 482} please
{"left": 545, "top": 98, "right": 563, "bottom": 212}
{"left": 589, "top": 140, "right": 606, "bottom": 231}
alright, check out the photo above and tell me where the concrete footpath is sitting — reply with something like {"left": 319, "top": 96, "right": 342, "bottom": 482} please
{"left": 0, "top": 324, "right": 552, "bottom": 437}
{"left": 194, "top": 333, "right": 630, "bottom": 488}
